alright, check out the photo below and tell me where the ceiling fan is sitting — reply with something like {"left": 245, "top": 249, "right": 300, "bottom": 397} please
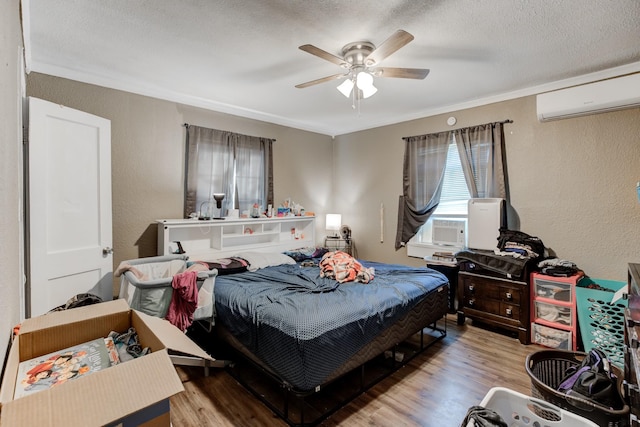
{"left": 295, "top": 30, "right": 429, "bottom": 100}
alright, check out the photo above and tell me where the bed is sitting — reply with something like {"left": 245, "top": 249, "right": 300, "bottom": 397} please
{"left": 208, "top": 250, "right": 449, "bottom": 426}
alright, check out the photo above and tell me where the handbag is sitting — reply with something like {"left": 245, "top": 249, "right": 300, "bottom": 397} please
{"left": 557, "top": 349, "right": 624, "bottom": 409}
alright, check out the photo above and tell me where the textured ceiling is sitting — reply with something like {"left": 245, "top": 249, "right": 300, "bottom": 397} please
{"left": 22, "top": 0, "right": 640, "bottom": 136}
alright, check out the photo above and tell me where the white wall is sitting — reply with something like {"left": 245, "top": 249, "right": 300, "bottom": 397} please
{"left": 0, "top": 0, "right": 24, "bottom": 372}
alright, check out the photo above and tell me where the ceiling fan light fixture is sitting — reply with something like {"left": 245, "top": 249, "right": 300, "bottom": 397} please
{"left": 356, "top": 71, "right": 377, "bottom": 99}
{"left": 337, "top": 78, "right": 354, "bottom": 97}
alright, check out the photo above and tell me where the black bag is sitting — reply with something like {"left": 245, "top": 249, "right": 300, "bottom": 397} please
{"left": 557, "top": 349, "right": 624, "bottom": 409}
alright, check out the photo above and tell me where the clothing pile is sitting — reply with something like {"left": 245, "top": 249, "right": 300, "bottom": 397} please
{"left": 319, "top": 251, "right": 374, "bottom": 284}
{"left": 460, "top": 406, "right": 507, "bottom": 427}
{"left": 107, "top": 327, "right": 150, "bottom": 363}
{"left": 537, "top": 258, "right": 580, "bottom": 277}
{"left": 494, "top": 229, "right": 546, "bottom": 261}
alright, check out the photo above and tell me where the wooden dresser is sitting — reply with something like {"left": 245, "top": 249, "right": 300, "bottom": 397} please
{"left": 457, "top": 264, "right": 530, "bottom": 344}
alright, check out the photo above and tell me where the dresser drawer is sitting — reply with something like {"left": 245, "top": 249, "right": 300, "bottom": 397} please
{"left": 464, "top": 297, "right": 521, "bottom": 319}
{"left": 533, "top": 300, "right": 573, "bottom": 326}
{"left": 532, "top": 322, "right": 572, "bottom": 350}
{"left": 461, "top": 274, "right": 523, "bottom": 305}
{"left": 532, "top": 276, "right": 573, "bottom": 303}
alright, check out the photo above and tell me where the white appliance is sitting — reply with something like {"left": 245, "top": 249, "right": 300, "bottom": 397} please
{"left": 467, "top": 198, "right": 505, "bottom": 250}
{"left": 432, "top": 219, "right": 466, "bottom": 246}
{"left": 536, "top": 73, "right": 640, "bottom": 122}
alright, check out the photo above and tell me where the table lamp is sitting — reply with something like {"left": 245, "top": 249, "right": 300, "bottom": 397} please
{"left": 213, "top": 193, "right": 225, "bottom": 220}
{"left": 326, "top": 214, "right": 341, "bottom": 238}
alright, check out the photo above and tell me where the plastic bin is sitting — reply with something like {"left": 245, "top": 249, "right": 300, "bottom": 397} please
{"left": 575, "top": 278, "right": 627, "bottom": 369}
{"left": 478, "top": 387, "right": 598, "bottom": 426}
{"left": 118, "top": 254, "right": 217, "bottom": 329}
{"left": 525, "top": 350, "right": 629, "bottom": 427}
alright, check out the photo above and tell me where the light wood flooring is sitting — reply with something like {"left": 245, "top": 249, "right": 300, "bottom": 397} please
{"left": 170, "top": 315, "right": 548, "bottom": 427}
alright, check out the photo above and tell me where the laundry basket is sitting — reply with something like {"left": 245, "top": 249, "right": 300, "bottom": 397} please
{"left": 525, "top": 349, "right": 629, "bottom": 427}
{"left": 118, "top": 254, "right": 217, "bottom": 329}
{"left": 477, "top": 387, "right": 598, "bottom": 427}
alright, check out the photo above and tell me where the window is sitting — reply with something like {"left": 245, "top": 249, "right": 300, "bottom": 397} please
{"left": 415, "top": 136, "right": 471, "bottom": 244}
{"left": 400, "top": 121, "right": 508, "bottom": 254}
{"left": 184, "top": 126, "right": 273, "bottom": 218}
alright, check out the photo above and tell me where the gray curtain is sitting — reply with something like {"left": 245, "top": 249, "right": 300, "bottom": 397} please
{"left": 454, "top": 122, "right": 508, "bottom": 199}
{"left": 184, "top": 125, "right": 274, "bottom": 218}
{"left": 395, "top": 121, "right": 509, "bottom": 250}
{"left": 395, "top": 132, "right": 450, "bottom": 249}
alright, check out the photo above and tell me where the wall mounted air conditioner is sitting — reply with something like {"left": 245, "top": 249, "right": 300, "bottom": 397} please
{"left": 537, "top": 73, "right": 640, "bottom": 122}
{"left": 432, "top": 219, "right": 466, "bottom": 247}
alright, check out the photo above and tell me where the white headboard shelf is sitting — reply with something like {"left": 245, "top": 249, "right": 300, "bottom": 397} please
{"left": 156, "top": 216, "right": 316, "bottom": 260}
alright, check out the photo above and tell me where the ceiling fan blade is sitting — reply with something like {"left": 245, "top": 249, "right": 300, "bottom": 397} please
{"left": 295, "top": 73, "right": 348, "bottom": 89}
{"left": 372, "top": 67, "right": 430, "bottom": 79}
{"left": 299, "top": 44, "right": 348, "bottom": 67}
{"left": 364, "top": 30, "right": 414, "bottom": 66}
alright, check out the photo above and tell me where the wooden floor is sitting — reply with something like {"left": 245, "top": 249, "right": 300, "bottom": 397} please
{"left": 170, "top": 315, "right": 547, "bottom": 427}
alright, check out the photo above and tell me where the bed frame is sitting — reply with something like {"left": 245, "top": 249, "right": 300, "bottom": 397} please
{"left": 214, "top": 281, "right": 449, "bottom": 427}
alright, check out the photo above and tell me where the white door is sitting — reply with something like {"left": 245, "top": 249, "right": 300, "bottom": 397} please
{"left": 27, "top": 97, "right": 113, "bottom": 317}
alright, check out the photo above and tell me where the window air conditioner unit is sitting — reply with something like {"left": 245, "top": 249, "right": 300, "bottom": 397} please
{"left": 432, "top": 219, "right": 466, "bottom": 247}
{"left": 537, "top": 73, "right": 640, "bottom": 122}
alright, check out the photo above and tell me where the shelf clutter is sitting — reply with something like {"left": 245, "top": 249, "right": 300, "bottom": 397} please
{"left": 157, "top": 216, "right": 316, "bottom": 260}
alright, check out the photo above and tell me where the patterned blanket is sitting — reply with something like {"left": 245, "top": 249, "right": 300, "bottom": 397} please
{"left": 319, "top": 251, "right": 375, "bottom": 283}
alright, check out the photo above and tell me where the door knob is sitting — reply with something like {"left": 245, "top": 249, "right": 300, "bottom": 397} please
{"left": 103, "top": 247, "right": 114, "bottom": 255}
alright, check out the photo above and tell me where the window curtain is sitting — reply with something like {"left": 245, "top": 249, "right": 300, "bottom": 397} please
{"left": 394, "top": 132, "right": 450, "bottom": 249}
{"left": 394, "top": 121, "right": 509, "bottom": 250}
{"left": 454, "top": 122, "right": 508, "bottom": 199}
{"left": 184, "top": 125, "right": 274, "bottom": 218}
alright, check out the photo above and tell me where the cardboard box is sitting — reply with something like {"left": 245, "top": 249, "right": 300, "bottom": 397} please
{"left": 0, "top": 299, "right": 215, "bottom": 426}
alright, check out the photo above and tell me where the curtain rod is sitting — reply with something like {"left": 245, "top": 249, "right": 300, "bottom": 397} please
{"left": 182, "top": 123, "right": 276, "bottom": 141}
{"left": 402, "top": 119, "right": 513, "bottom": 141}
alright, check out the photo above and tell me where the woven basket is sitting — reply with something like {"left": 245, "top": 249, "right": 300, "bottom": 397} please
{"left": 525, "top": 349, "right": 629, "bottom": 427}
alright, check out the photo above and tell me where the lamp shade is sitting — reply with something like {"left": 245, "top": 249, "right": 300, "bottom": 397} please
{"left": 325, "top": 214, "right": 342, "bottom": 233}
{"left": 337, "top": 79, "right": 354, "bottom": 98}
{"left": 356, "top": 71, "right": 377, "bottom": 99}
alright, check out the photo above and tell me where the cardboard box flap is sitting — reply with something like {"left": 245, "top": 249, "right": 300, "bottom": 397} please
{"left": 0, "top": 336, "right": 20, "bottom": 404}
{"left": 135, "top": 311, "right": 214, "bottom": 362}
{"left": 19, "top": 299, "right": 130, "bottom": 334}
{"left": 17, "top": 300, "right": 133, "bottom": 361}
{"left": 1, "top": 349, "right": 183, "bottom": 426}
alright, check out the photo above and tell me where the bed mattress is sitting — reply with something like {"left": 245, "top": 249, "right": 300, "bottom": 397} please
{"left": 214, "top": 261, "right": 448, "bottom": 391}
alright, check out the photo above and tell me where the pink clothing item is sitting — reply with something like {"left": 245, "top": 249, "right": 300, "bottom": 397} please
{"left": 319, "top": 251, "right": 375, "bottom": 284}
{"left": 166, "top": 270, "right": 199, "bottom": 331}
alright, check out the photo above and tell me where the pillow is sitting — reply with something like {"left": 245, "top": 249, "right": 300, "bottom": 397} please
{"left": 235, "top": 251, "right": 296, "bottom": 272}
{"left": 283, "top": 247, "right": 329, "bottom": 262}
{"left": 203, "top": 257, "right": 249, "bottom": 275}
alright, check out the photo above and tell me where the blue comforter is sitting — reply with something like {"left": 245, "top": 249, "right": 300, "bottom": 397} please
{"left": 215, "top": 261, "right": 447, "bottom": 391}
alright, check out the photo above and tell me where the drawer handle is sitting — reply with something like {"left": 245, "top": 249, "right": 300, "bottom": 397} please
{"left": 468, "top": 284, "right": 475, "bottom": 292}
{"left": 468, "top": 299, "right": 475, "bottom": 307}
{"left": 505, "top": 308, "right": 512, "bottom": 316}
{"left": 505, "top": 292, "right": 512, "bottom": 300}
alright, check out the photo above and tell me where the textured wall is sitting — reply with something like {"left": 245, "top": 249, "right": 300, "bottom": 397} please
{"left": 334, "top": 97, "right": 640, "bottom": 281}
{"left": 26, "top": 74, "right": 333, "bottom": 296}
{"left": 0, "top": 0, "right": 24, "bottom": 371}
{"left": 25, "top": 73, "right": 640, "bottom": 286}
